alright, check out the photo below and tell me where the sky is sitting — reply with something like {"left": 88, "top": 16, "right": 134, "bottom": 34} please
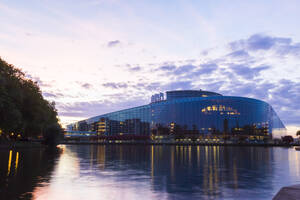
{"left": 0, "top": 0, "right": 299, "bottom": 135}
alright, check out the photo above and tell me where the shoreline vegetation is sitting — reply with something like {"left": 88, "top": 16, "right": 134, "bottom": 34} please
{"left": 0, "top": 57, "right": 63, "bottom": 147}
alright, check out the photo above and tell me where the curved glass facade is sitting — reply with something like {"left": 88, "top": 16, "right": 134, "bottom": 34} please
{"left": 67, "top": 90, "right": 286, "bottom": 138}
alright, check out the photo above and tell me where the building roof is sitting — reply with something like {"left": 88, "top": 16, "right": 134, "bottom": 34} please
{"left": 166, "top": 90, "right": 222, "bottom": 100}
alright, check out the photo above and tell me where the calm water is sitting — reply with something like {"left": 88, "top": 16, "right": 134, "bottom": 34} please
{"left": 1, "top": 145, "right": 300, "bottom": 200}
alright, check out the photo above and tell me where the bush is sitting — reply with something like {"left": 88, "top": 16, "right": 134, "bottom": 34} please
{"left": 281, "top": 135, "right": 294, "bottom": 144}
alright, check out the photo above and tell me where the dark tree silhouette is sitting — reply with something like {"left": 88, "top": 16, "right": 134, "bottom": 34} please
{"left": 0, "top": 57, "right": 62, "bottom": 145}
{"left": 281, "top": 135, "right": 294, "bottom": 144}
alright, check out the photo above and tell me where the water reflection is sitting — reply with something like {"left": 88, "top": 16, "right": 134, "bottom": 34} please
{"left": 0, "top": 148, "right": 62, "bottom": 200}
{"left": 1, "top": 145, "right": 300, "bottom": 200}
{"left": 5, "top": 150, "right": 20, "bottom": 177}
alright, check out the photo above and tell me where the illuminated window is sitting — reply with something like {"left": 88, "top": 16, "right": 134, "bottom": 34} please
{"left": 201, "top": 105, "right": 240, "bottom": 115}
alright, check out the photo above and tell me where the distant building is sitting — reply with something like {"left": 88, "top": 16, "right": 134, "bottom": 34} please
{"left": 67, "top": 90, "right": 286, "bottom": 139}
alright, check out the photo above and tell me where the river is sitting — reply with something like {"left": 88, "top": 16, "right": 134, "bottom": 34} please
{"left": 1, "top": 145, "right": 300, "bottom": 199}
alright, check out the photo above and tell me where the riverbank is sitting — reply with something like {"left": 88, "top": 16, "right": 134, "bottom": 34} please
{"left": 273, "top": 184, "right": 300, "bottom": 200}
{"left": 0, "top": 141, "right": 45, "bottom": 149}
{"left": 60, "top": 140, "right": 299, "bottom": 147}
{"left": 1, "top": 140, "right": 298, "bottom": 148}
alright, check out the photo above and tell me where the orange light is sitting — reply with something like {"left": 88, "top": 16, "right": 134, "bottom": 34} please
{"left": 7, "top": 150, "right": 12, "bottom": 176}
{"left": 15, "top": 152, "right": 19, "bottom": 172}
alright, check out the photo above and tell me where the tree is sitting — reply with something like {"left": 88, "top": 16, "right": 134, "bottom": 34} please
{"left": 297, "top": 130, "right": 300, "bottom": 137}
{"left": 0, "top": 57, "right": 62, "bottom": 144}
{"left": 43, "top": 124, "right": 63, "bottom": 146}
{"left": 281, "top": 135, "right": 294, "bottom": 144}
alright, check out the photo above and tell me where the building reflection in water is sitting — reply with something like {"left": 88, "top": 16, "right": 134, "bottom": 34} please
{"left": 1, "top": 145, "right": 300, "bottom": 200}
{"left": 70, "top": 145, "right": 278, "bottom": 199}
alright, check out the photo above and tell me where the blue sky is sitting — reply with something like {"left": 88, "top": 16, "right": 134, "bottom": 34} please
{"left": 0, "top": 0, "right": 299, "bottom": 135}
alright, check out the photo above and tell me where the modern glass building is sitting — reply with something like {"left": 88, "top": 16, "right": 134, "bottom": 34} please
{"left": 67, "top": 90, "right": 286, "bottom": 139}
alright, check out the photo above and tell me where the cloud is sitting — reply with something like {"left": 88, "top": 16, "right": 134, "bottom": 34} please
{"left": 102, "top": 82, "right": 128, "bottom": 89}
{"left": 107, "top": 40, "right": 121, "bottom": 47}
{"left": 154, "top": 64, "right": 198, "bottom": 79}
{"left": 229, "top": 34, "right": 300, "bottom": 56}
{"left": 178, "top": 63, "right": 218, "bottom": 79}
{"left": 158, "top": 65, "right": 176, "bottom": 71}
{"left": 132, "top": 82, "right": 161, "bottom": 91}
{"left": 269, "top": 79, "right": 300, "bottom": 111}
{"left": 43, "top": 92, "right": 57, "bottom": 98}
{"left": 197, "top": 81, "right": 226, "bottom": 93}
{"left": 128, "top": 66, "right": 141, "bottom": 72}
{"left": 230, "top": 34, "right": 282, "bottom": 51}
{"left": 173, "top": 64, "right": 196, "bottom": 75}
{"left": 43, "top": 92, "right": 64, "bottom": 98}
{"left": 75, "top": 82, "right": 93, "bottom": 89}
{"left": 229, "top": 64, "right": 270, "bottom": 79}
{"left": 162, "top": 81, "right": 194, "bottom": 91}
{"left": 81, "top": 83, "right": 93, "bottom": 89}
{"left": 25, "top": 74, "right": 53, "bottom": 87}
{"left": 276, "top": 42, "right": 300, "bottom": 56}
{"left": 247, "top": 34, "right": 284, "bottom": 50}
{"left": 227, "top": 50, "right": 250, "bottom": 58}
{"left": 197, "top": 63, "right": 218, "bottom": 74}
{"left": 57, "top": 98, "right": 148, "bottom": 118}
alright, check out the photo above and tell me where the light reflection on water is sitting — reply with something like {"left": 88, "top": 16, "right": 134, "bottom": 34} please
{"left": 1, "top": 145, "right": 300, "bottom": 200}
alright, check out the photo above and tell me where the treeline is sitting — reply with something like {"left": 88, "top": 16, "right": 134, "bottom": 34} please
{"left": 0, "top": 57, "right": 62, "bottom": 144}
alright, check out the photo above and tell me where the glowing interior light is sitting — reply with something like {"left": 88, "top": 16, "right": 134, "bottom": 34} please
{"left": 201, "top": 105, "right": 240, "bottom": 115}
